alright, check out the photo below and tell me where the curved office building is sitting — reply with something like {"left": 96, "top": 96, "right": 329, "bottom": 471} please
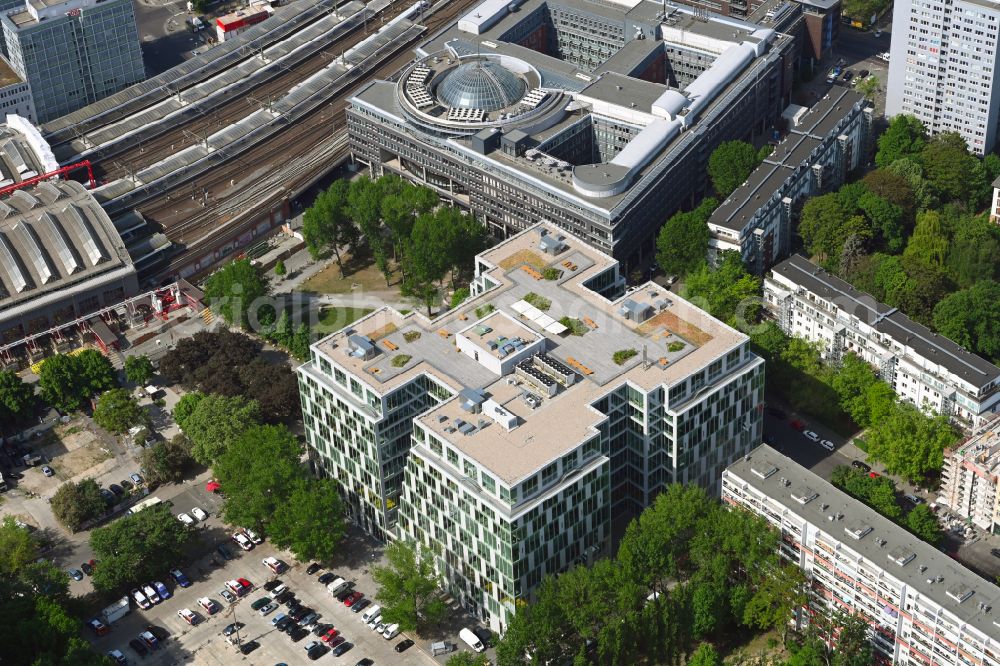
{"left": 348, "top": 0, "right": 801, "bottom": 267}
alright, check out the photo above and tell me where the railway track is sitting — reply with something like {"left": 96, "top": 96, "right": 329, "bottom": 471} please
{"left": 96, "top": 3, "right": 416, "bottom": 182}
{"left": 143, "top": 0, "right": 476, "bottom": 279}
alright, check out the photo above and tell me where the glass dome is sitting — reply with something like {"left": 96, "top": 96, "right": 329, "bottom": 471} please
{"left": 436, "top": 59, "right": 526, "bottom": 111}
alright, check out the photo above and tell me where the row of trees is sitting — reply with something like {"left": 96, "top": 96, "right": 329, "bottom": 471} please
{"left": 494, "top": 484, "right": 870, "bottom": 666}
{"left": 0, "top": 517, "right": 111, "bottom": 664}
{"left": 800, "top": 116, "right": 1000, "bottom": 363}
{"left": 752, "top": 326, "right": 960, "bottom": 483}
{"left": 211, "top": 423, "right": 346, "bottom": 563}
{"left": 303, "top": 175, "right": 487, "bottom": 314}
{"left": 200, "top": 257, "right": 323, "bottom": 360}
{"left": 0, "top": 352, "right": 152, "bottom": 429}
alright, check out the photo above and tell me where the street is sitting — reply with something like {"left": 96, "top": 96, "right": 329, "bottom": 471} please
{"left": 793, "top": 24, "right": 891, "bottom": 119}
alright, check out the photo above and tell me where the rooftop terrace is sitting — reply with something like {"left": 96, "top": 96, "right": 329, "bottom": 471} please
{"left": 315, "top": 223, "right": 747, "bottom": 482}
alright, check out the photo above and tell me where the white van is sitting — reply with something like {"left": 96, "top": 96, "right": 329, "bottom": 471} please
{"left": 268, "top": 583, "right": 287, "bottom": 600}
{"left": 326, "top": 578, "right": 348, "bottom": 595}
{"left": 361, "top": 604, "right": 381, "bottom": 624}
{"left": 459, "top": 627, "right": 485, "bottom": 652}
{"left": 382, "top": 623, "right": 400, "bottom": 639}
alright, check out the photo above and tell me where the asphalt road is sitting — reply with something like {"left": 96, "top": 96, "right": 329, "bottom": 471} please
{"left": 135, "top": 0, "right": 204, "bottom": 75}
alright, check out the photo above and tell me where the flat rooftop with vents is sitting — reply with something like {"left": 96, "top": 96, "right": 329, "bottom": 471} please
{"left": 724, "top": 445, "right": 1000, "bottom": 656}
{"left": 315, "top": 222, "right": 746, "bottom": 483}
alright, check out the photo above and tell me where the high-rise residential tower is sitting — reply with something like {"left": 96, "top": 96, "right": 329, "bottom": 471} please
{"left": 886, "top": 0, "right": 1000, "bottom": 155}
{"left": 1, "top": 0, "right": 145, "bottom": 123}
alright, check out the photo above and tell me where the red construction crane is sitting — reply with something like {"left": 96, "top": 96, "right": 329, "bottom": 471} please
{"left": 0, "top": 160, "right": 96, "bottom": 198}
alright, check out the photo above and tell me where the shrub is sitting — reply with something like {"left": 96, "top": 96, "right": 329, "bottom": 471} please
{"left": 523, "top": 292, "right": 551, "bottom": 310}
{"left": 391, "top": 355, "right": 413, "bottom": 368}
{"left": 403, "top": 331, "right": 422, "bottom": 343}
{"left": 613, "top": 349, "right": 638, "bottom": 365}
{"left": 451, "top": 288, "right": 470, "bottom": 308}
{"left": 668, "top": 341, "right": 685, "bottom": 352}
{"left": 542, "top": 268, "right": 561, "bottom": 280}
{"left": 475, "top": 304, "right": 495, "bottom": 318}
{"left": 558, "top": 317, "right": 588, "bottom": 336}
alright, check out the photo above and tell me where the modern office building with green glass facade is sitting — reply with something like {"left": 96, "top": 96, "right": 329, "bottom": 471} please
{"left": 297, "top": 223, "right": 764, "bottom": 631}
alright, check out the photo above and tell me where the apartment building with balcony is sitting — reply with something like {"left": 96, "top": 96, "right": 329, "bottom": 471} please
{"left": 297, "top": 223, "right": 764, "bottom": 631}
{"left": 723, "top": 445, "right": 1000, "bottom": 666}
{"left": 940, "top": 418, "right": 1000, "bottom": 533}
{"left": 763, "top": 254, "right": 1000, "bottom": 428}
{"left": 706, "top": 87, "right": 872, "bottom": 274}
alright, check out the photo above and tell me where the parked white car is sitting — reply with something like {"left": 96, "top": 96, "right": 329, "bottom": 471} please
{"left": 262, "top": 556, "right": 285, "bottom": 574}
{"left": 191, "top": 507, "right": 208, "bottom": 521}
{"left": 803, "top": 430, "right": 820, "bottom": 442}
{"left": 233, "top": 532, "right": 253, "bottom": 551}
{"left": 820, "top": 439, "right": 835, "bottom": 451}
{"left": 243, "top": 528, "right": 263, "bottom": 544}
{"left": 177, "top": 608, "right": 198, "bottom": 625}
{"left": 879, "top": 51, "right": 890, "bottom": 61}
{"left": 198, "top": 597, "right": 218, "bottom": 614}
{"left": 382, "top": 623, "right": 400, "bottom": 640}
{"left": 131, "top": 588, "right": 151, "bottom": 610}
{"left": 177, "top": 513, "right": 194, "bottom": 526}
{"left": 143, "top": 584, "right": 160, "bottom": 604}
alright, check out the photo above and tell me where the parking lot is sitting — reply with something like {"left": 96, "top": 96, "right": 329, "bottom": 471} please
{"left": 87, "top": 521, "right": 440, "bottom": 665}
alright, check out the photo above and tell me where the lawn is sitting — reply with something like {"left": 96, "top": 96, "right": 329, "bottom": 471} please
{"left": 315, "top": 307, "right": 374, "bottom": 334}
{"left": 720, "top": 628, "right": 789, "bottom": 665}
{"left": 301, "top": 252, "right": 397, "bottom": 295}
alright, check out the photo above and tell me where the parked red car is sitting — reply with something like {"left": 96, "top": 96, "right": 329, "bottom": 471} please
{"left": 789, "top": 419, "right": 807, "bottom": 432}
{"left": 344, "top": 591, "right": 364, "bottom": 607}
